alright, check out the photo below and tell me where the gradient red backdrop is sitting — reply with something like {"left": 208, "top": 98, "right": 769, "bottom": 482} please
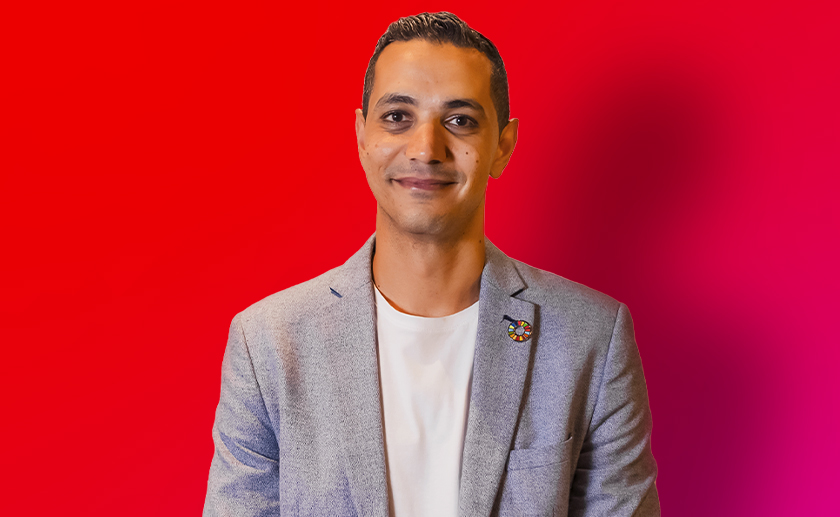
{"left": 2, "top": 1, "right": 838, "bottom": 515}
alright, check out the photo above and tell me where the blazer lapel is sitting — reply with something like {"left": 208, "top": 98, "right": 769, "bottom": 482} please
{"left": 320, "top": 236, "right": 535, "bottom": 517}
{"left": 322, "top": 236, "right": 390, "bottom": 517}
{"left": 459, "top": 240, "right": 536, "bottom": 517}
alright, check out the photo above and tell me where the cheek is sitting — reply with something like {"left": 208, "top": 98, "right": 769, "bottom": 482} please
{"left": 375, "top": 140, "right": 401, "bottom": 164}
{"left": 364, "top": 140, "right": 401, "bottom": 173}
{"left": 457, "top": 145, "right": 486, "bottom": 177}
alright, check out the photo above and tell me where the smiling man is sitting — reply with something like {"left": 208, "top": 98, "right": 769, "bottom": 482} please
{"left": 204, "top": 12, "right": 659, "bottom": 517}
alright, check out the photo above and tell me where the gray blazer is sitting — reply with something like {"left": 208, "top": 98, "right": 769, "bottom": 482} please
{"left": 204, "top": 236, "right": 659, "bottom": 516}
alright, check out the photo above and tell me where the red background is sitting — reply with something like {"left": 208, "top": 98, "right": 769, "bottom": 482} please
{"left": 2, "top": 1, "right": 838, "bottom": 515}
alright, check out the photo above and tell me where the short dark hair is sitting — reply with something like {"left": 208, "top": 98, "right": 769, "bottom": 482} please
{"left": 362, "top": 12, "right": 510, "bottom": 132}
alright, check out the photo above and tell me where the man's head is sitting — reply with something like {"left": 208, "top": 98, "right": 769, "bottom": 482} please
{"left": 362, "top": 12, "right": 510, "bottom": 133}
{"left": 356, "top": 12, "right": 518, "bottom": 239}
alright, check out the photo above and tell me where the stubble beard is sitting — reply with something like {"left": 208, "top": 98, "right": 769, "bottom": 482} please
{"left": 377, "top": 193, "right": 485, "bottom": 243}
{"left": 379, "top": 201, "right": 450, "bottom": 238}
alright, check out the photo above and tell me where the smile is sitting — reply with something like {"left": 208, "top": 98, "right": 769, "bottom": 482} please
{"left": 393, "top": 178, "right": 456, "bottom": 191}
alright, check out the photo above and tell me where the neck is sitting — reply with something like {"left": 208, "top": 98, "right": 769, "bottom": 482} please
{"left": 372, "top": 211, "right": 486, "bottom": 318}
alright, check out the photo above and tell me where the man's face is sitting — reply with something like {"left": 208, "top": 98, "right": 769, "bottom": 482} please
{"left": 355, "top": 39, "right": 517, "bottom": 238}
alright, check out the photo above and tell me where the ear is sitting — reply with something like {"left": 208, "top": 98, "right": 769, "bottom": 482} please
{"left": 489, "top": 118, "right": 519, "bottom": 179}
{"left": 355, "top": 108, "right": 367, "bottom": 152}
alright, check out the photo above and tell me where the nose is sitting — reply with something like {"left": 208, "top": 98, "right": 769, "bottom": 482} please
{"left": 405, "top": 120, "right": 447, "bottom": 164}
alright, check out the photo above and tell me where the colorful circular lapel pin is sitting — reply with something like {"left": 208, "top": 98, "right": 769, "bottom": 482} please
{"left": 507, "top": 320, "right": 532, "bottom": 342}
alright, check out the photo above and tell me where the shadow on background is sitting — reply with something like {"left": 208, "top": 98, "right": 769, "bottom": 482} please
{"left": 542, "top": 60, "right": 776, "bottom": 515}
{"left": 557, "top": 60, "right": 725, "bottom": 283}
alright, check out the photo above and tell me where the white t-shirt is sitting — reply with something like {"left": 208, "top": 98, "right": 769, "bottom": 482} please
{"left": 374, "top": 286, "right": 479, "bottom": 517}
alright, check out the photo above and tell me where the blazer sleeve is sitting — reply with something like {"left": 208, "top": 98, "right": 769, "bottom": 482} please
{"left": 204, "top": 314, "right": 281, "bottom": 517}
{"left": 569, "top": 303, "right": 661, "bottom": 516}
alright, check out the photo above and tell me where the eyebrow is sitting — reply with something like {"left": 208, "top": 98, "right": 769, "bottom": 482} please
{"left": 442, "top": 98, "right": 485, "bottom": 115}
{"left": 374, "top": 93, "right": 417, "bottom": 109}
{"left": 374, "top": 93, "right": 486, "bottom": 116}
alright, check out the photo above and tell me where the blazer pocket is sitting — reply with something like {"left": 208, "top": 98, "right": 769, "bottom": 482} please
{"left": 498, "top": 436, "right": 574, "bottom": 517}
{"left": 507, "top": 435, "right": 574, "bottom": 471}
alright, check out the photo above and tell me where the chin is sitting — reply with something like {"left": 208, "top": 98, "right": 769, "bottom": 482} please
{"left": 391, "top": 210, "right": 453, "bottom": 237}
{"left": 399, "top": 217, "right": 447, "bottom": 236}
{"left": 378, "top": 199, "right": 476, "bottom": 238}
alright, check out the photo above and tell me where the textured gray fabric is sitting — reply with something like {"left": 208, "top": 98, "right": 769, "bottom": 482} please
{"left": 204, "top": 235, "right": 659, "bottom": 516}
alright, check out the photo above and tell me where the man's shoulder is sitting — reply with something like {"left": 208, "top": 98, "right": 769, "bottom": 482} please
{"left": 235, "top": 236, "right": 375, "bottom": 329}
{"left": 509, "top": 256, "right": 623, "bottom": 324}
{"left": 236, "top": 265, "right": 345, "bottom": 327}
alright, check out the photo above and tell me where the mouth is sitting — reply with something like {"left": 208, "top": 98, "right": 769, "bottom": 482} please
{"left": 392, "top": 178, "right": 456, "bottom": 191}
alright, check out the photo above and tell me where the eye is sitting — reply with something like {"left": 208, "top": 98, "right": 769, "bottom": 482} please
{"left": 447, "top": 115, "right": 477, "bottom": 128}
{"left": 383, "top": 111, "right": 409, "bottom": 123}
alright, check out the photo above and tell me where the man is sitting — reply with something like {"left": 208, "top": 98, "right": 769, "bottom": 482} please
{"left": 204, "top": 12, "right": 659, "bottom": 517}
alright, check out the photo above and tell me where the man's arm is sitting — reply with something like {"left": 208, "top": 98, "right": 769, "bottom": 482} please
{"left": 204, "top": 314, "right": 281, "bottom": 517}
{"left": 569, "top": 303, "right": 660, "bottom": 516}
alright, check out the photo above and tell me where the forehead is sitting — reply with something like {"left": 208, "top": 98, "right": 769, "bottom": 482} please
{"left": 371, "top": 40, "right": 494, "bottom": 108}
